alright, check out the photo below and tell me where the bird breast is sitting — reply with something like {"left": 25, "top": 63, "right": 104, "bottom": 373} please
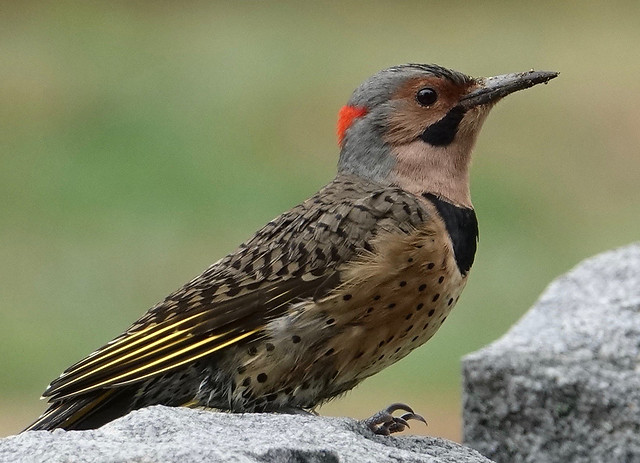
{"left": 229, "top": 215, "right": 467, "bottom": 410}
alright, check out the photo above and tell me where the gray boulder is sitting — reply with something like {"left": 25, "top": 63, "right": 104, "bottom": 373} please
{"left": 2, "top": 405, "right": 493, "bottom": 463}
{"left": 463, "top": 243, "right": 640, "bottom": 463}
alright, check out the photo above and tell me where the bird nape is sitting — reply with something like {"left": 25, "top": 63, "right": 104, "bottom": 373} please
{"left": 25, "top": 64, "right": 557, "bottom": 435}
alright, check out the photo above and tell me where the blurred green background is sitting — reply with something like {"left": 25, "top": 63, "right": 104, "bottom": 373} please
{"left": 1, "top": 1, "right": 639, "bottom": 440}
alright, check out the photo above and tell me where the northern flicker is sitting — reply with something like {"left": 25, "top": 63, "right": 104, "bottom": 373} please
{"left": 25, "top": 64, "right": 557, "bottom": 434}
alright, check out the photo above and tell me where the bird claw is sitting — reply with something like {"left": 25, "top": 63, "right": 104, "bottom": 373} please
{"left": 363, "top": 402, "right": 427, "bottom": 435}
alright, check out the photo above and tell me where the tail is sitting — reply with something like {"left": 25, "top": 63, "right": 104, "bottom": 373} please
{"left": 23, "top": 388, "right": 137, "bottom": 431}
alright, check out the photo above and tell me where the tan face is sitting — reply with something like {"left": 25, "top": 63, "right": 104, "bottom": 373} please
{"left": 384, "top": 76, "right": 478, "bottom": 146}
{"left": 383, "top": 76, "right": 494, "bottom": 208}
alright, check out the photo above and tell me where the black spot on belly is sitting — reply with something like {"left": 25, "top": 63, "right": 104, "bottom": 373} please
{"left": 422, "top": 193, "right": 478, "bottom": 275}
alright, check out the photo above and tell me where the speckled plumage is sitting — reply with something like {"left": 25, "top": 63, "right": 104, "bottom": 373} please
{"left": 29, "top": 174, "right": 467, "bottom": 428}
{"left": 26, "top": 64, "right": 557, "bottom": 432}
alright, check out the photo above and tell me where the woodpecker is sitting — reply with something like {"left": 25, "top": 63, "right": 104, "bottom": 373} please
{"left": 25, "top": 64, "right": 557, "bottom": 435}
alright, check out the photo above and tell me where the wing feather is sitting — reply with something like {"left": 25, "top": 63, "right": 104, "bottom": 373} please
{"left": 42, "top": 177, "right": 429, "bottom": 403}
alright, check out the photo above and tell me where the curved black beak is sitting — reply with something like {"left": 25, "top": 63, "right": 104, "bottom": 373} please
{"left": 459, "top": 70, "right": 559, "bottom": 109}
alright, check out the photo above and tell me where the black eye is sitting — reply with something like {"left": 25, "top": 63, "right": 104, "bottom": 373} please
{"left": 416, "top": 87, "right": 438, "bottom": 106}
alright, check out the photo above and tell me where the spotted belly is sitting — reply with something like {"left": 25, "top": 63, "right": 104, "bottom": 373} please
{"left": 218, "top": 220, "right": 467, "bottom": 412}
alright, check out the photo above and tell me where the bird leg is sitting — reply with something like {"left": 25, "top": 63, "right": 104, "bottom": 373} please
{"left": 362, "top": 402, "right": 427, "bottom": 435}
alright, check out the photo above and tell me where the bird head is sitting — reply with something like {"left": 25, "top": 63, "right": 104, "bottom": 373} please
{"left": 337, "top": 64, "right": 558, "bottom": 207}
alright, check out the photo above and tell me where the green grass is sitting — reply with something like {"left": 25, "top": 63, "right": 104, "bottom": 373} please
{"left": 2, "top": 1, "right": 639, "bottom": 440}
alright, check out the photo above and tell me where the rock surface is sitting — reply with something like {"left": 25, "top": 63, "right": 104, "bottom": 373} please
{"left": 463, "top": 243, "right": 640, "bottom": 463}
{"left": 2, "top": 405, "right": 493, "bottom": 463}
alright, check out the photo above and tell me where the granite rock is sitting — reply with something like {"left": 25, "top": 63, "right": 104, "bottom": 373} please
{"left": 463, "top": 243, "right": 640, "bottom": 463}
{"left": 2, "top": 405, "right": 494, "bottom": 463}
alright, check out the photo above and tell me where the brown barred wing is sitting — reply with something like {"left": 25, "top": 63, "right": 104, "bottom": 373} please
{"left": 40, "top": 177, "right": 429, "bottom": 403}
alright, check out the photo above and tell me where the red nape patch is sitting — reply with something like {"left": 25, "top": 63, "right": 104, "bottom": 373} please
{"left": 336, "top": 105, "right": 368, "bottom": 145}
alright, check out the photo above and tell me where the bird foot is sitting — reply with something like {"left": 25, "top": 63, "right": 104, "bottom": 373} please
{"left": 362, "top": 402, "right": 427, "bottom": 435}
